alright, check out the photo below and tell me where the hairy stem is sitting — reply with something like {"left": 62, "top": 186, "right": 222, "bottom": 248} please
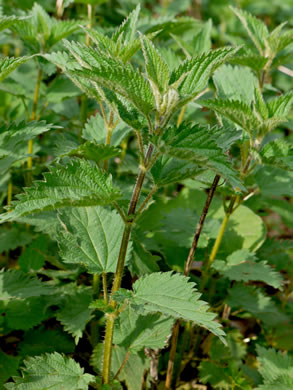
{"left": 102, "top": 143, "right": 155, "bottom": 384}
{"left": 165, "top": 174, "right": 221, "bottom": 390}
{"left": 102, "top": 273, "right": 108, "bottom": 303}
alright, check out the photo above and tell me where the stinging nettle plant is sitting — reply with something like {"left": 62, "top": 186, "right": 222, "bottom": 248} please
{"left": 1, "top": 2, "right": 293, "bottom": 390}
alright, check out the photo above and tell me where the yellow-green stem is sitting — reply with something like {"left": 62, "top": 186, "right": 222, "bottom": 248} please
{"left": 102, "top": 144, "right": 155, "bottom": 384}
{"left": 102, "top": 272, "right": 108, "bottom": 303}
{"left": 177, "top": 106, "right": 186, "bottom": 128}
{"left": 7, "top": 180, "right": 13, "bottom": 207}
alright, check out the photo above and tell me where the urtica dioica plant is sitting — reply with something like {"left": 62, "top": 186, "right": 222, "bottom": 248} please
{"left": 0, "top": 2, "right": 293, "bottom": 390}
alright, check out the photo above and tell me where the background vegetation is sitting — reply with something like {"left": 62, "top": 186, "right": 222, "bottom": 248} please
{"left": 0, "top": 0, "right": 292, "bottom": 389}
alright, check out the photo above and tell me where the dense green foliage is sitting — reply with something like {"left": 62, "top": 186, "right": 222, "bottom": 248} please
{"left": 0, "top": 0, "right": 292, "bottom": 389}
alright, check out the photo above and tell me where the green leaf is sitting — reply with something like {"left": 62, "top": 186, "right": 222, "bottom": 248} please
{"left": 0, "top": 269, "right": 52, "bottom": 300}
{"left": 169, "top": 47, "right": 240, "bottom": 97}
{"left": 212, "top": 249, "right": 283, "bottom": 289}
{"left": 56, "top": 285, "right": 93, "bottom": 344}
{"left": 267, "top": 92, "right": 293, "bottom": 118}
{"left": 0, "top": 56, "right": 32, "bottom": 83}
{"left": 255, "top": 346, "right": 293, "bottom": 390}
{"left": 127, "top": 271, "right": 225, "bottom": 342}
{"left": 0, "top": 15, "right": 27, "bottom": 31}
{"left": 231, "top": 6, "right": 269, "bottom": 55}
{"left": 0, "top": 297, "right": 52, "bottom": 331}
{"left": 128, "top": 239, "right": 160, "bottom": 276}
{"left": 82, "top": 114, "right": 131, "bottom": 146}
{"left": 154, "top": 122, "right": 244, "bottom": 190}
{"left": 5, "top": 352, "right": 95, "bottom": 390}
{"left": 91, "top": 344, "right": 148, "bottom": 390}
{"left": 0, "top": 227, "right": 31, "bottom": 253}
{"left": 61, "top": 141, "right": 120, "bottom": 163}
{"left": 18, "top": 327, "right": 75, "bottom": 357}
{"left": 69, "top": 60, "right": 154, "bottom": 116}
{"left": 18, "top": 235, "right": 50, "bottom": 272}
{"left": 140, "top": 34, "right": 170, "bottom": 93}
{"left": 0, "top": 351, "right": 20, "bottom": 389}
{"left": 46, "top": 76, "right": 81, "bottom": 102}
{"left": 0, "top": 121, "right": 56, "bottom": 172}
{"left": 199, "top": 361, "right": 250, "bottom": 389}
{"left": 255, "top": 166, "right": 293, "bottom": 197}
{"left": 12, "top": 4, "right": 82, "bottom": 52}
{"left": 0, "top": 159, "right": 121, "bottom": 222}
{"left": 151, "top": 155, "right": 203, "bottom": 187}
{"left": 48, "top": 20, "right": 81, "bottom": 47}
{"left": 269, "top": 28, "right": 293, "bottom": 54}
{"left": 202, "top": 98, "right": 259, "bottom": 136}
{"left": 113, "top": 306, "right": 174, "bottom": 353}
{"left": 119, "top": 32, "right": 159, "bottom": 64}
{"left": 57, "top": 206, "right": 130, "bottom": 274}
{"left": 227, "top": 284, "right": 288, "bottom": 326}
{"left": 112, "top": 4, "right": 140, "bottom": 44}
{"left": 213, "top": 64, "right": 256, "bottom": 104}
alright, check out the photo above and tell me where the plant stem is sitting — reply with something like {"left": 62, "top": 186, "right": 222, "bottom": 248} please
{"left": 184, "top": 175, "right": 221, "bottom": 275}
{"left": 102, "top": 143, "right": 155, "bottom": 384}
{"left": 7, "top": 180, "right": 13, "bottom": 207}
{"left": 27, "top": 67, "right": 42, "bottom": 177}
{"left": 177, "top": 106, "right": 186, "bottom": 127}
{"left": 113, "top": 350, "right": 130, "bottom": 380}
{"left": 165, "top": 320, "right": 180, "bottom": 390}
{"left": 165, "top": 174, "right": 221, "bottom": 390}
{"left": 135, "top": 185, "right": 158, "bottom": 217}
{"left": 102, "top": 272, "right": 108, "bottom": 303}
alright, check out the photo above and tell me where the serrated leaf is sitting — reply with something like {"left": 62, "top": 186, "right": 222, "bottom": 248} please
{"left": 0, "top": 269, "right": 52, "bottom": 300}
{"left": 4, "top": 352, "right": 95, "bottom": 390}
{"left": 56, "top": 285, "right": 93, "bottom": 343}
{"left": 267, "top": 92, "right": 293, "bottom": 118}
{"left": 213, "top": 64, "right": 256, "bottom": 104}
{"left": 169, "top": 47, "right": 240, "bottom": 97}
{"left": 227, "top": 284, "right": 288, "bottom": 326}
{"left": 203, "top": 98, "right": 259, "bottom": 135}
{"left": 0, "top": 121, "right": 56, "bottom": 172}
{"left": 82, "top": 114, "right": 131, "bottom": 146}
{"left": 69, "top": 61, "right": 154, "bottom": 116}
{"left": 1, "top": 296, "right": 52, "bottom": 331}
{"left": 151, "top": 155, "right": 203, "bottom": 187}
{"left": 199, "top": 361, "right": 250, "bottom": 389}
{"left": 154, "top": 122, "right": 244, "bottom": 190}
{"left": 62, "top": 141, "right": 120, "bottom": 163}
{"left": 255, "top": 346, "right": 293, "bottom": 390}
{"left": 140, "top": 34, "right": 169, "bottom": 93}
{"left": 0, "top": 159, "right": 121, "bottom": 222}
{"left": 12, "top": 4, "right": 82, "bottom": 52}
{"left": 113, "top": 306, "right": 173, "bottom": 353}
{"left": 57, "top": 206, "right": 130, "bottom": 274}
{"left": 212, "top": 249, "right": 283, "bottom": 289}
{"left": 0, "top": 56, "right": 32, "bottom": 83}
{"left": 0, "top": 15, "right": 27, "bottom": 31}
{"left": 231, "top": 6, "right": 269, "bottom": 55}
{"left": 112, "top": 5, "right": 140, "bottom": 44}
{"left": 127, "top": 271, "right": 225, "bottom": 342}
